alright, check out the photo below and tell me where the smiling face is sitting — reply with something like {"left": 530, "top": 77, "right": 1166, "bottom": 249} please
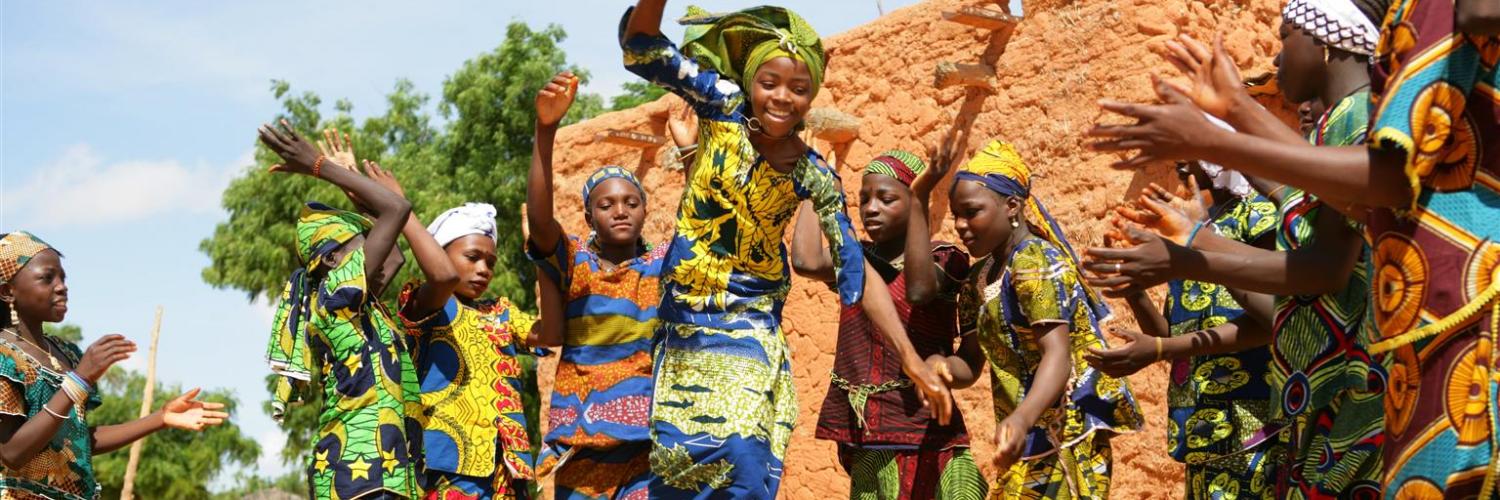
{"left": 1, "top": 250, "right": 68, "bottom": 324}
{"left": 859, "top": 174, "right": 912, "bottom": 244}
{"left": 1275, "top": 21, "right": 1327, "bottom": 104}
{"left": 445, "top": 235, "right": 496, "bottom": 300}
{"left": 949, "top": 180, "right": 1020, "bottom": 259}
{"left": 747, "top": 57, "right": 814, "bottom": 138}
{"left": 585, "top": 177, "right": 647, "bottom": 249}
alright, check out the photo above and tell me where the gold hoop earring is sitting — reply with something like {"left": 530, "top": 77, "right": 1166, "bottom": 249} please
{"left": 746, "top": 117, "right": 765, "bottom": 134}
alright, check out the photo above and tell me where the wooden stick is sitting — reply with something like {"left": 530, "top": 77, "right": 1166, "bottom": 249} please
{"left": 119, "top": 306, "right": 163, "bottom": 500}
{"left": 940, "top": 6, "right": 1020, "bottom": 31}
{"left": 934, "top": 62, "right": 997, "bottom": 90}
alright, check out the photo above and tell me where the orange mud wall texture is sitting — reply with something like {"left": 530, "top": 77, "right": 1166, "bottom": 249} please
{"left": 535, "top": 0, "right": 1294, "bottom": 498}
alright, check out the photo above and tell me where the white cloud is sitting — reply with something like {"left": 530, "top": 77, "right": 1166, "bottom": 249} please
{"left": 2, "top": 144, "right": 248, "bottom": 228}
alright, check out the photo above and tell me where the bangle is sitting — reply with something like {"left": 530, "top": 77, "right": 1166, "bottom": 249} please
{"left": 312, "top": 155, "right": 327, "bottom": 178}
{"left": 66, "top": 371, "right": 93, "bottom": 395}
{"left": 1154, "top": 337, "right": 1164, "bottom": 362}
{"left": 41, "top": 404, "right": 68, "bottom": 420}
{"left": 1185, "top": 221, "right": 1208, "bottom": 248}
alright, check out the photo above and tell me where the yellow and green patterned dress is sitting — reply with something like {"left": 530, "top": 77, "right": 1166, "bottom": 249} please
{"left": 623, "top": 29, "right": 865, "bottom": 499}
{"left": 960, "top": 236, "right": 1142, "bottom": 500}
{"left": 267, "top": 203, "right": 423, "bottom": 499}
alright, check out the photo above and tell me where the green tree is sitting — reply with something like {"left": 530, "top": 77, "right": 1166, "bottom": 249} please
{"left": 90, "top": 368, "right": 259, "bottom": 498}
{"left": 43, "top": 323, "right": 83, "bottom": 343}
{"left": 199, "top": 20, "right": 601, "bottom": 474}
{"left": 200, "top": 21, "right": 602, "bottom": 307}
{"left": 610, "top": 80, "right": 667, "bottom": 111}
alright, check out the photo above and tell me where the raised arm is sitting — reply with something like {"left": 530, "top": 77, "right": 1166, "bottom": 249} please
{"left": 528, "top": 72, "right": 578, "bottom": 256}
{"left": 359, "top": 161, "right": 459, "bottom": 319}
{"left": 789, "top": 200, "right": 836, "bottom": 282}
{"left": 904, "top": 141, "right": 959, "bottom": 306}
{"left": 259, "top": 120, "right": 411, "bottom": 292}
{"left": 624, "top": 0, "right": 667, "bottom": 39}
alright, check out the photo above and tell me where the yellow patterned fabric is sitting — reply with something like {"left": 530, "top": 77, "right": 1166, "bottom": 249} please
{"left": 960, "top": 237, "right": 1141, "bottom": 498}
{"left": 989, "top": 433, "right": 1111, "bottom": 500}
{"left": 400, "top": 284, "right": 538, "bottom": 480}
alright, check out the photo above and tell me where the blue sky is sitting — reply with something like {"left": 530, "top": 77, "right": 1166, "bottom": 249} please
{"left": 1, "top": 0, "right": 939, "bottom": 485}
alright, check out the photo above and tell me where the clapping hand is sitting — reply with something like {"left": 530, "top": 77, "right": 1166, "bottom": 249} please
{"left": 161, "top": 388, "right": 230, "bottom": 431}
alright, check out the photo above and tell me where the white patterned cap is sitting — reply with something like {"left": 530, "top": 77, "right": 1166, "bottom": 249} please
{"left": 1283, "top": 0, "right": 1380, "bottom": 56}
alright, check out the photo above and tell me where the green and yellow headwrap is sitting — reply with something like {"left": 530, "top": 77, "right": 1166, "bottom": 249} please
{"left": 0, "top": 231, "right": 56, "bottom": 284}
{"left": 864, "top": 150, "right": 928, "bottom": 187}
{"left": 955, "top": 140, "right": 1111, "bottom": 319}
{"left": 267, "top": 202, "right": 372, "bottom": 420}
{"left": 681, "top": 5, "right": 826, "bottom": 98}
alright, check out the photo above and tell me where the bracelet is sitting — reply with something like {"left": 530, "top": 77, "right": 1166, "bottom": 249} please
{"left": 312, "top": 155, "right": 327, "bottom": 178}
{"left": 1154, "top": 337, "right": 1164, "bottom": 362}
{"left": 1185, "top": 221, "right": 1208, "bottom": 248}
{"left": 41, "top": 403, "right": 69, "bottom": 420}
{"left": 60, "top": 373, "right": 89, "bottom": 409}
{"left": 65, "top": 371, "right": 93, "bottom": 395}
{"left": 676, "top": 144, "right": 698, "bottom": 153}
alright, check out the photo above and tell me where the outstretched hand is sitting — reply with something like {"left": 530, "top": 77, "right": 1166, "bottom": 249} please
{"left": 1116, "top": 182, "right": 1200, "bottom": 245}
{"left": 161, "top": 388, "right": 230, "bottom": 432}
{"left": 1156, "top": 33, "right": 1245, "bottom": 119}
{"left": 1083, "top": 327, "right": 1161, "bottom": 378}
{"left": 1087, "top": 76, "right": 1224, "bottom": 170}
{"left": 537, "top": 71, "right": 579, "bottom": 127}
{"left": 1082, "top": 225, "right": 1183, "bottom": 297}
{"left": 317, "top": 129, "right": 358, "bottom": 173}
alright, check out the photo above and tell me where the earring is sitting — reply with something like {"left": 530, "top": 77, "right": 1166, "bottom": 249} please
{"left": 746, "top": 116, "right": 764, "bottom": 134}
{"left": 1010, "top": 219, "right": 1020, "bottom": 229}
{"left": 6, "top": 301, "right": 16, "bottom": 327}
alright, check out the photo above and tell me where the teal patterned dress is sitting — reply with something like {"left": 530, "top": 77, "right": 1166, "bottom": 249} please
{"left": 0, "top": 336, "right": 102, "bottom": 500}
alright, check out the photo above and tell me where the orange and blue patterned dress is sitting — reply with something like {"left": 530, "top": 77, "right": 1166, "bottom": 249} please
{"left": 1365, "top": 1, "right": 1500, "bottom": 497}
{"left": 623, "top": 32, "right": 865, "bottom": 499}
{"left": 399, "top": 286, "right": 538, "bottom": 500}
{"left": 529, "top": 235, "right": 663, "bottom": 499}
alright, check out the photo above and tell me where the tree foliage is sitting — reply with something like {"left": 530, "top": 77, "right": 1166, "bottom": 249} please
{"left": 200, "top": 21, "right": 603, "bottom": 309}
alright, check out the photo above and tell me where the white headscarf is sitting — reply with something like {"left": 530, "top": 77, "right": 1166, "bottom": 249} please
{"left": 426, "top": 203, "right": 498, "bottom": 247}
{"left": 1199, "top": 114, "right": 1255, "bottom": 198}
{"left": 1283, "top": 0, "right": 1380, "bottom": 56}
